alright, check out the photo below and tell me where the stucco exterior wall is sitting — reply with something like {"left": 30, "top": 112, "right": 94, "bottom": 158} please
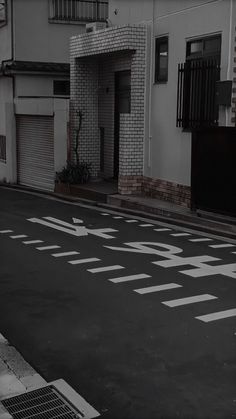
{"left": 108, "top": 0, "right": 236, "bottom": 188}
{"left": 15, "top": 75, "right": 69, "bottom": 98}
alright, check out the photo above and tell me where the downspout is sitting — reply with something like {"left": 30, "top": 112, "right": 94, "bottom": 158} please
{"left": 226, "top": 0, "right": 233, "bottom": 126}
{"left": 148, "top": 0, "right": 155, "bottom": 169}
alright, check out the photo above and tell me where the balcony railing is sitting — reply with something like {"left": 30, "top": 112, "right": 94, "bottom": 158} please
{"left": 49, "top": 0, "right": 108, "bottom": 22}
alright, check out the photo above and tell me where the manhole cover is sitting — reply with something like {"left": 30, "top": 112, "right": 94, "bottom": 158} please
{"left": 1, "top": 385, "right": 84, "bottom": 419}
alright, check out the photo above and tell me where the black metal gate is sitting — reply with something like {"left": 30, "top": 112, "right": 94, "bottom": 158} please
{"left": 191, "top": 127, "right": 236, "bottom": 216}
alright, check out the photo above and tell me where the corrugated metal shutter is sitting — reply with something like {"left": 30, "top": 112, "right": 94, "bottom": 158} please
{"left": 16, "top": 115, "right": 54, "bottom": 191}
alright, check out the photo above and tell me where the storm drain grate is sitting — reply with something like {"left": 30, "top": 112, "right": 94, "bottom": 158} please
{"left": 1, "top": 385, "right": 84, "bottom": 419}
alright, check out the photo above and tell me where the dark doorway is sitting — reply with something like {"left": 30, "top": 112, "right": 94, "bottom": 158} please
{"left": 114, "top": 70, "right": 131, "bottom": 178}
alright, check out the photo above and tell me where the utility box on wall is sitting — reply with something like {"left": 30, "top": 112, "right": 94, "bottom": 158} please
{"left": 216, "top": 80, "right": 232, "bottom": 106}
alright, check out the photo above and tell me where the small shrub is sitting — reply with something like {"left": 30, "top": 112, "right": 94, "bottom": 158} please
{"left": 56, "top": 161, "right": 91, "bottom": 185}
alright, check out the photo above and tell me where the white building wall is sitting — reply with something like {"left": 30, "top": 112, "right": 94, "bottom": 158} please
{"left": 109, "top": 0, "right": 235, "bottom": 188}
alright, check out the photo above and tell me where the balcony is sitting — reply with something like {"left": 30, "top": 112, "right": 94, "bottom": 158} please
{"left": 49, "top": 0, "right": 108, "bottom": 23}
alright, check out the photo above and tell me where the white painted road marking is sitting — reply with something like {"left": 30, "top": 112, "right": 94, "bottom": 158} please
{"left": 209, "top": 244, "right": 235, "bottom": 249}
{"left": 0, "top": 230, "right": 13, "bottom": 234}
{"left": 180, "top": 263, "right": 236, "bottom": 279}
{"left": 154, "top": 228, "right": 171, "bottom": 232}
{"left": 139, "top": 224, "right": 154, "bottom": 227}
{"left": 113, "top": 216, "right": 123, "bottom": 219}
{"left": 109, "top": 273, "right": 151, "bottom": 283}
{"left": 100, "top": 213, "right": 109, "bottom": 216}
{"left": 154, "top": 255, "right": 219, "bottom": 268}
{"left": 36, "top": 245, "right": 61, "bottom": 251}
{"left": 162, "top": 294, "right": 217, "bottom": 307}
{"left": 171, "top": 233, "right": 191, "bottom": 237}
{"left": 196, "top": 308, "right": 236, "bottom": 322}
{"left": 134, "top": 283, "right": 182, "bottom": 294}
{"left": 23, "top": 240, "right": 44, "bottom": 245}
{"left": 125, "top": 220, "right": 138, "bottom": 223}
{"left": 10, "top": 235, "right": 28, "bottom": 239}
{"left": 52, "top": 251, "right": 80, "bottom": 258}
{"left": 68, "top": 258, "right": 100, "bottom": 265}
{"left": 189, "top": 238, "right": 213, "bottom": 242}
{"left": 88, "top": 265, "right": 125, "bottom": 273}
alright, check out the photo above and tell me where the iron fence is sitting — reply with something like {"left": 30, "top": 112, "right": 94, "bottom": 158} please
{"left": 49, "top": 0, "right": 108, "bottom": 22}
{"left": 176, "top": 59, "right": 220, "bottom": 129}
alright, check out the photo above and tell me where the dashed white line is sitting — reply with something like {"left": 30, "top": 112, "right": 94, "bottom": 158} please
{"left": 52, "top": 251, "right": 80, "bottom": 258}
{"left": 196, "top": 308, "right": 236, "bottom": 322}
{"left": 154, "top": 228, "right": 171, "bottom": 232}
{"left": 68, "top": 258, "right": 100, "bottom": 265}
{"left": 109, "top": 273, "right": 151, "bottom": 283}
{"left": 125, "top": 220, "right": 138, "bottom": 223}
{"left": 209, "top": 244, "right": 235, "bottom": 249}
{"left": 36, "top": 245, "right": 61, "bottom": 251}
{"left": 10, "top": 235, "right": 28, "bottom": 239}
{"left": 100, "top": 213, "right": 109, "bottom": 216}
{"left": 134, "top": 283, "right": 182, "bottom": 294}
{"left": 162, "top": 294, "right": 217, "bottom": 307}
{"left": 113, "top": 216, "right": 123, "bottom": 219}
{"left": 23, "top": 240, "right": 44, "bottom": 245}
{"left": 88, "top": 265, "right": 125, "bottom": 274}
{"left": 0, "top": 230, "right": 13, "bottom": 234}
{"left": 171, "top": 233, "right": 191, "bottom": 237}
{"left": 139, "top": 224, "right": 154, "bottom": 227}
{"left": 189, "top": 238, "right": 213, "bottom": 242}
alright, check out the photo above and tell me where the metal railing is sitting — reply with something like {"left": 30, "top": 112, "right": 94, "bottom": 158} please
{"left": 176, "top": 59, "right": 220, "bottom": 129}
{"left": 0, "top": 135, "right": 6, "bottom": 162}
{"left": 49, "top": 0, "right": 108, "bottom": 22}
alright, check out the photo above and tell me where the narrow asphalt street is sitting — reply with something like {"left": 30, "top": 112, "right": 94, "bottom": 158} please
{"left": 0, "top": 187, "right": 236, "bottom": 419}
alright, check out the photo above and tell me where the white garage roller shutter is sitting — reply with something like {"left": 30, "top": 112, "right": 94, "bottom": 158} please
{"left": 16, "top": 115, "right": 55, "bottom": 191}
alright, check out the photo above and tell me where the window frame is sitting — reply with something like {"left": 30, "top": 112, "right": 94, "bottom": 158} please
{"left": 155, "top": 36, "right": 169, "bottom": 84}
{"left": 0, "top": 0, "right": 7, "bottom": 27}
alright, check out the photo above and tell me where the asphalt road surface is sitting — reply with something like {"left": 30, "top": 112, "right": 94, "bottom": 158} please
{"left": 0, "top": 187, "right": 236, "bottom": 419}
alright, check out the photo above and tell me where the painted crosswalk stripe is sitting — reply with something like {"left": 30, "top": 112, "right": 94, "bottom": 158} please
{"left": 139, "top": 224, "right": 154, "bottom": 227}
{"left": 196, "top": 308, "right": 236, "bottom": 323}
{"left": 10, "top": 235, "right": 28, "bottom": 239}
{"left": 52, "top": 251, "right": 80, "bottom": 258}
{"left": 69, "top": 258, "right": 100, "bottom": 265}
{"left": 134, "top": 283, "right": 182, "bottom": 295}
{"left": 154, "top": 228, "right": 171, "bottom": 232}
{"left": 113, "top": 216, "right": 123, "bottom": 219}
{"left": 0, "top": 230, "right": 13, "bottom": 234}
{"left": 88, "top": 265, "right": 124, "bottom": 273}
{"left": 162, "top": 294, "right": 217, "bottom": 307}
{"left": 171, "top": 233, "right": 191, "bottom": 237}
{"left": 125, "top": 220, "right": 138, "bottom": 223}
{"left": 209, "top": 244, "right": 235, "bottom": 249}
{"left": 189, "top": 238, "right": 212, "bottom": 242}
{"left": 109, "top": 273, "right": 151, "bottom": 283}
{"left": 23, "top": 240, "right": 44, "bottom": 245}
{"left": 100, "top": 213, "right": 109, "bottom": 216}
{"left": 36, "top": 245, "right": 61, "bottom": 251}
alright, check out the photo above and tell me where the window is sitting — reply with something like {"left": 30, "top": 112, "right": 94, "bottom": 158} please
{"left": 0, "top": 135, "right": 6, "bottom": 163}
{"left": 177, "top": 35, "right": 221, "bottom": 129}
{"left": 0, "top": 0, "right": 7, "bottom": 25}
{"left": 155, "top": 37, "right": 168, "bottom": 83}
{"left": 49, "top": 0, "right": 108, "bottom": 22}
{"left": 53, "top": 80, "right": 70, "bottom": 96}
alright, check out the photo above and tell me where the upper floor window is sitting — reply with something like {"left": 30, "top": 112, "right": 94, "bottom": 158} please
{"left": 186, "top": 35, "right": 221, "bottom": 62}
{"left": 53, "top": 80, "right": 70, "bottom": 96}
{"left": 49, "top": 0, "right": 108, "bottom": 22}
{"left": 155, "top": 36, "right": 168, "bottom": 83}
{"left": 0, "top": 0, "right": 7, "bottom": 25}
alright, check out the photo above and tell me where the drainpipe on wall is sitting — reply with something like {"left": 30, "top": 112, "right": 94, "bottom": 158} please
{"left": 226, "top": 0, "right": 233, "bottom": 126}
{"left": 147, "top": 0, "right": 155, "bottom": 169}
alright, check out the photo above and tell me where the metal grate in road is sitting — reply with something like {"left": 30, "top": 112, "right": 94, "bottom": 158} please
{"left": 1, "top": 385, "right": 84, "bottom": 419}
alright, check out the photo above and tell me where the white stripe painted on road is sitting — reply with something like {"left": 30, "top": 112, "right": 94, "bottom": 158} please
{"left": 189, "top": 238, "right": 213, "bottom": 242}
{"left": 209, "top": 244, "right": 235, "bottom": 249}
{"left": 109, "top": 273, "right": 151, "bottom": 283}
{"left": 36, "top": 245, "right": 61, "bottom": 251}
{"left": 154, "top": 228, "right": 171, "bottom": 232}
{"left": 10, "top": 235, "right": 28, "bottom": 239}
{"left": 113, "top": 216, "right": 123, "bottom": 219}
{"left": 23, "top": 240, "right": 44, "bottom": 245}
{"left": 134, "top": 283, "right": 182, "bottom": 294}
{"left": 100, "top": 213, "right": 109, "bottom": 216}
{"left": 125, "top": 220, "right": 138, "bottom": 223}
{"left": 162, "top": 294, "right": 217, "bottom": 307}
{"left": 88, "top": 265, "right": 125, "bottom": 273}
{"left": 196, "top": 308, "right": 236, "bottom": 322}
{"left": 139, "top": 224, "right": 154, "bottom": 227}
{"left": 52, "top": 251, "right": 80, "bottom": 258}
{"left": 0, "top": 230, "right": 13, "bottom": 234}
{"left": 171, "top": 233, "right": 191, "bottom": 237}
{"left": 69, "top": 258, "right": 100, "bottom": 265}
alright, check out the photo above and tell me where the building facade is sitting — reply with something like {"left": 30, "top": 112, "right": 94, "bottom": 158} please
{"left": 70, "top": 0, "right": 236, "bottom": 207}
{"left": 0, "top": 0, "right": 108, "bottom": 190}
